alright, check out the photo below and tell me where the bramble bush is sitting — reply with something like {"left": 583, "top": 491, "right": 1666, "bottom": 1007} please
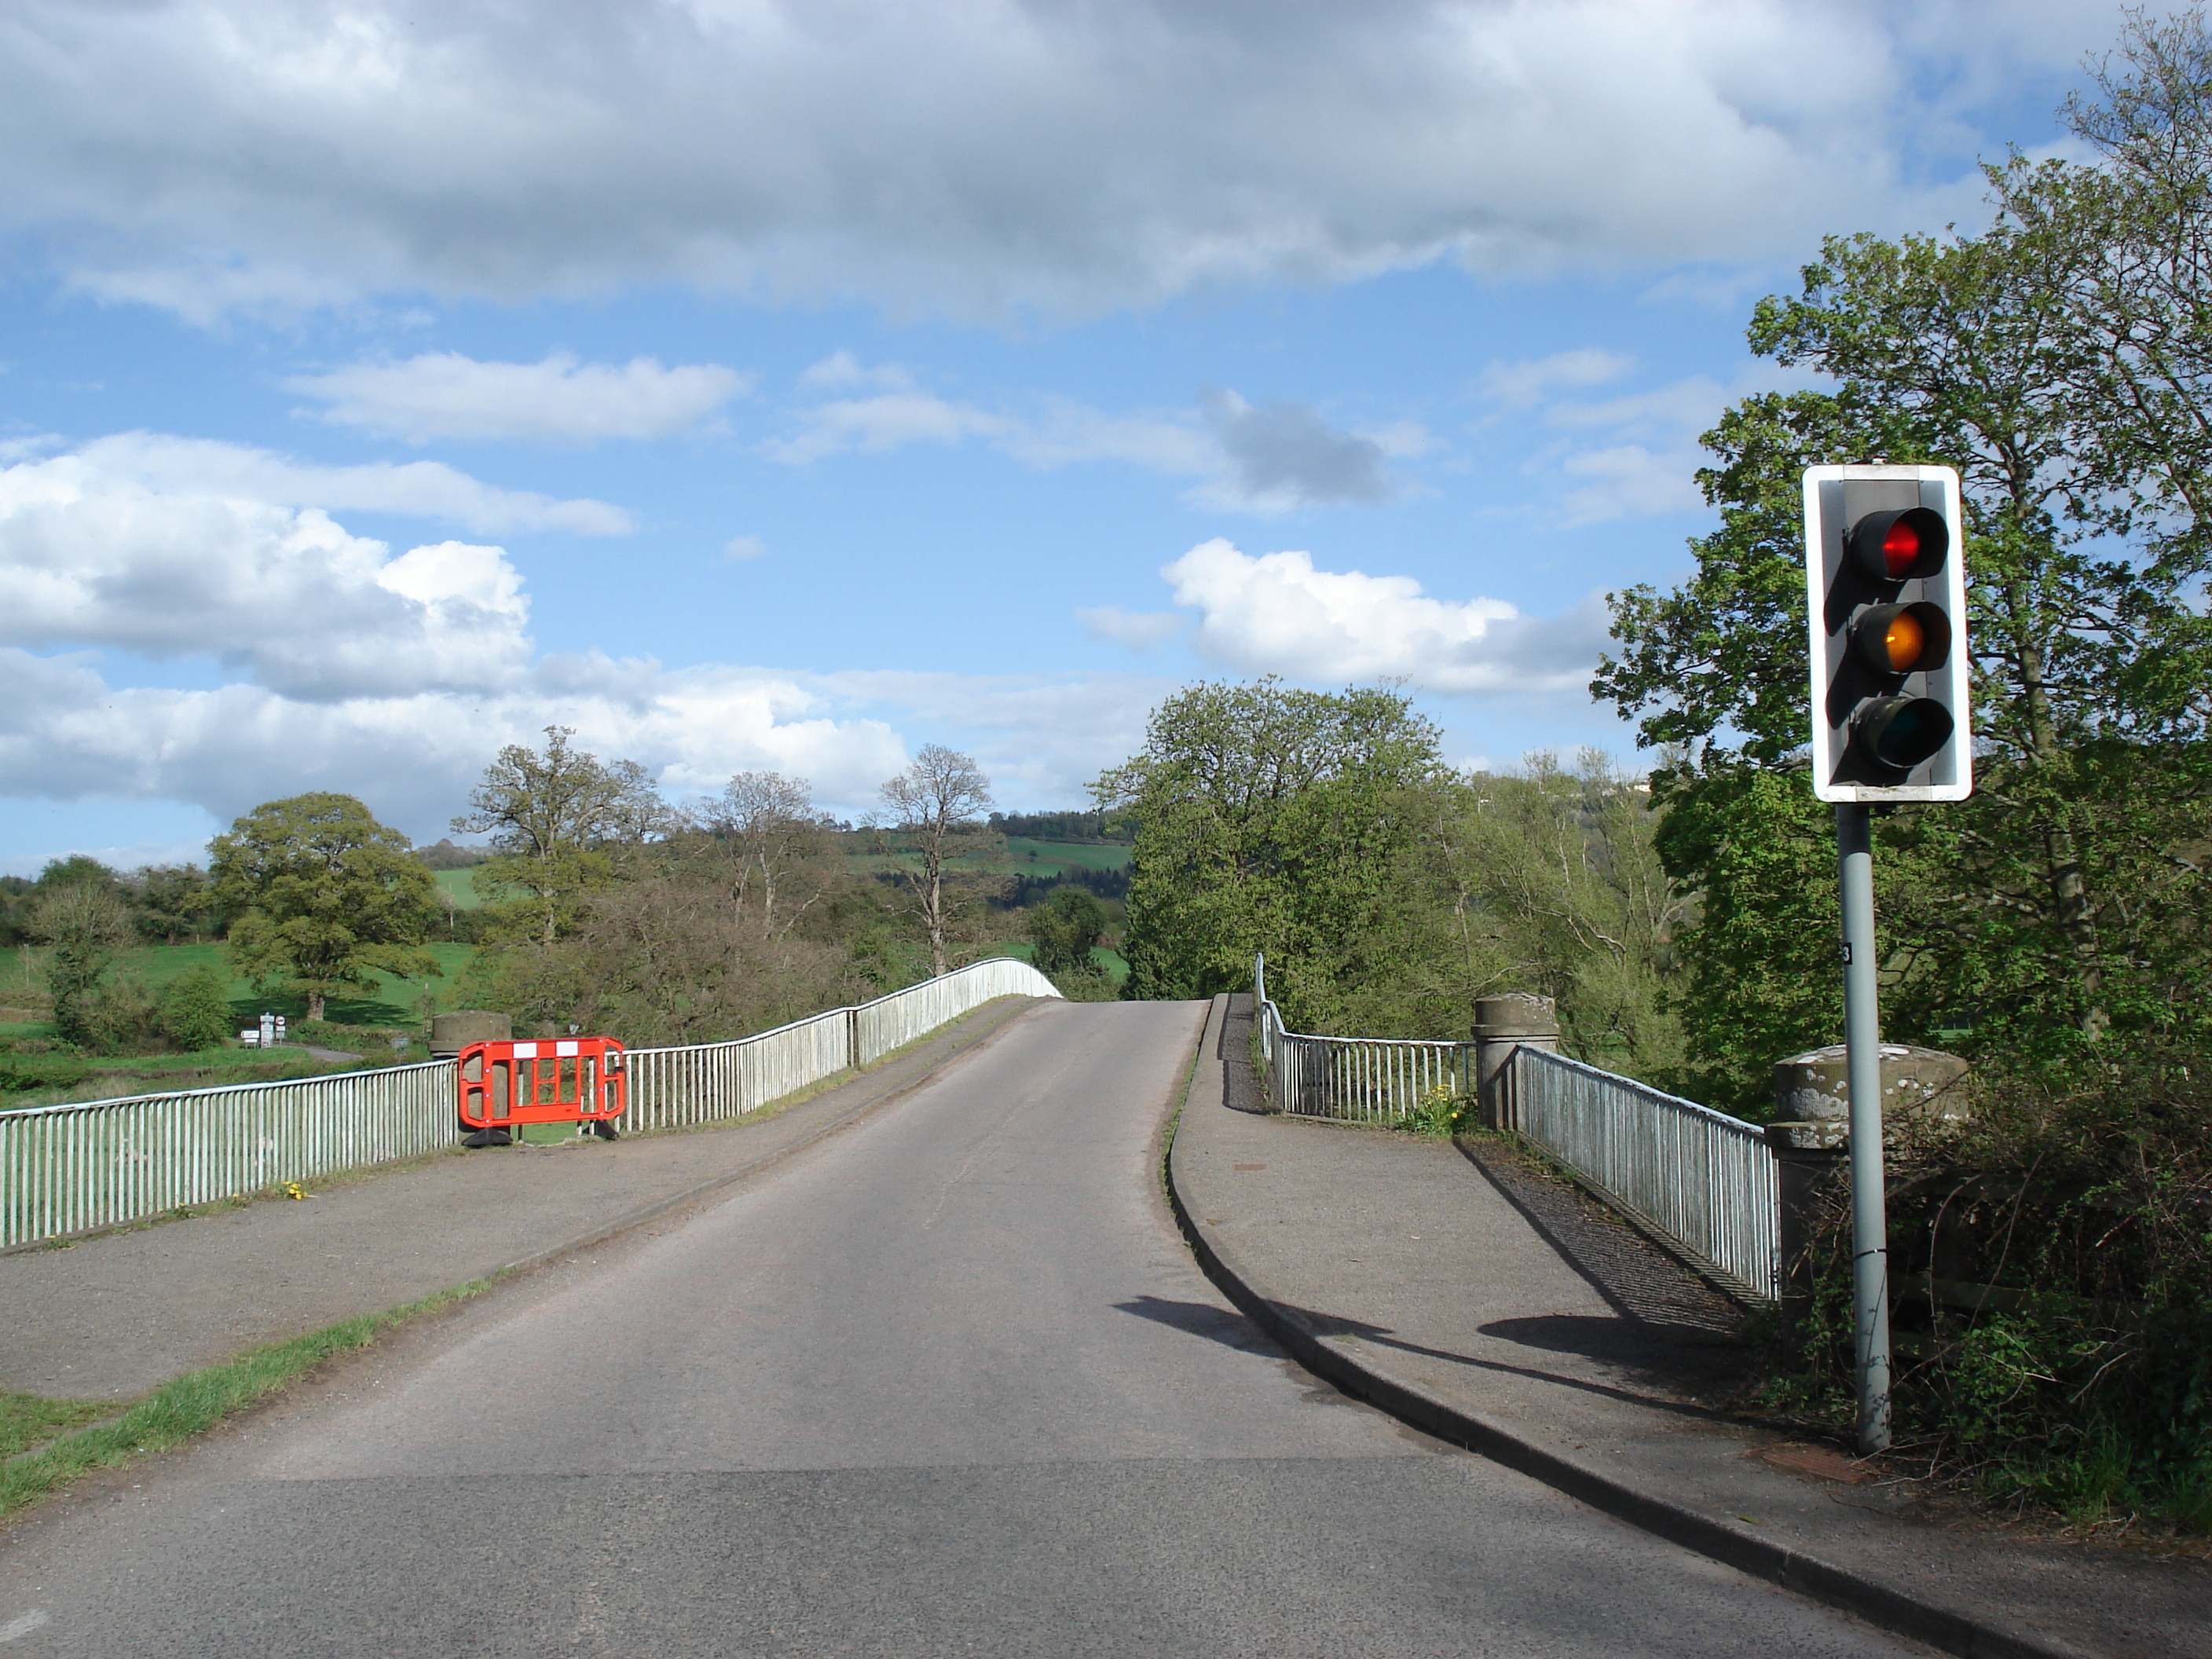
{"left": 1766, "top": 1042, "right": 2212, "bottom": 1532}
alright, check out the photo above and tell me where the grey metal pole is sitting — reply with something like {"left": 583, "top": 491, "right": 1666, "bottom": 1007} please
{"left": 1835, "top": 803, "right": 1892, "bottom": 1453}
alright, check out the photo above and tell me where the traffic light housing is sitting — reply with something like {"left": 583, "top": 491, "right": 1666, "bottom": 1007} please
{"left": 1802, "top": 465, "right": 1972, "bottom": 803}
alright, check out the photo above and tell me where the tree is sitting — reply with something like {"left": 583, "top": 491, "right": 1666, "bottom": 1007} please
{"left": 211, "top": 793, "right": 441, "bottom": 1021}
{"left": 1028, "top": 886, "right": 1108, "bottom": 977}
{"left": 1095, "top": 679, "right": 1445, "bottom": 1026}
{"left": 701, "top": 771, "right": 835, "bottom": 937}
{"left": 877, "top": 745, "right": 995, "bottom": 977}
{"left": 1594, "top": 21, "right": 2212, "bottom": 1093}
{"left": 157, "top": 964, "right": 236, "bottom": 1051}
{"left": 453, "top": 727, "right": 668, "bottom": 946}
{"left": 131, "top": 863, "right": 214, "bottom": 943}
{"left": 27, "top": 879, "right": 137, "bottom": 1046}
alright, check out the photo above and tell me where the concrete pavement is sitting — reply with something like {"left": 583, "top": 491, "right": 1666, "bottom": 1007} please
{"left": 1171, "top": 994, "right": 2212, "bottom": 1659}
{"left": 0, "top": 998, "right": 1925, "bottom": 1657}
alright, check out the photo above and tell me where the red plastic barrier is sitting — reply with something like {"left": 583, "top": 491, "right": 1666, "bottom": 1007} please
{"left": 459, "top": 1037, "right": 626, "bottom": 1132}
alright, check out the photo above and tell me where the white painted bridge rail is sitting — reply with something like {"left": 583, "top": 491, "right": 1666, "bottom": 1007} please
{"left": 1252, "top": 954, "right": 1780, "bottom": 1302}
{"left": 0, "top": 957, "right": 1060, "bottom": 1251}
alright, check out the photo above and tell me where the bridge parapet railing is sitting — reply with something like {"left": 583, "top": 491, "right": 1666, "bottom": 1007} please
{"left": 1507, "top": 1046, "right": 1780, "bottom": 1302}
{"left": 1251, "top": 952, "right": 1778, "bottom": 1302}
{"left": 0, "top": 957, "right": 1062, "bottom": 1251}
{"left": 1252, "top": 954, "right": 1468, "bottom": 1124}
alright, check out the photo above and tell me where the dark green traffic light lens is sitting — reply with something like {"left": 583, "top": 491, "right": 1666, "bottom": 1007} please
{"left": 1855, "top": 695, "right": 1954, "bottom": 772}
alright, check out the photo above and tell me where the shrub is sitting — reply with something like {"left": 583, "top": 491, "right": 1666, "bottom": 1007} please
{"left": 157, "top": 965, "right": 237, "bottom": 1052}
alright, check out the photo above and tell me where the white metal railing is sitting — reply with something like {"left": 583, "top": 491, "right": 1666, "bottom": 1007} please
{"left": 1251, "top": 952, "right": 1780, "bottom": 1302}
{"left": 1252, "top": 954, "right": 1469, "bottom": 1124}
{"left": 0, "top": 1061, "right": 456, "bottom": 1253}
{"left": 0, "top": 956, "right": 1061, "bottom": 1251}
{"left": 1507, "top": 1047, "right": 1781, "bottom": 1302}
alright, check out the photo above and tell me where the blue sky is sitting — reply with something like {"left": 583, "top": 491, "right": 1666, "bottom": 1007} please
{"left": 0, "top": 0, "right": 2137, "bottom": 871}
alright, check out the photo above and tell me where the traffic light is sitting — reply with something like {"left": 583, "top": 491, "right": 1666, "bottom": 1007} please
{"left": 1802, "top": 464, "right": 1972, "bottom": 803}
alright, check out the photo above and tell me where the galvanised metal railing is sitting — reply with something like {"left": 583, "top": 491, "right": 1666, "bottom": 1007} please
{"left": 1252, "top": 954, "right": 1470, "bottom": 1124}
{"left": 627, "top": 958, "right": 1062, "bottom": 1132}
{"left": 1507, "top": 1047, "right": 1781, "bottom": 1302}
{"left": 0, "top": 1060, "right": 456, "bottom": 1253}
{"left": 0, "top": 957, "right": 1061, "bottom": 1251}
{"left": 854, "top": 956, "right": 1060, "bottom": 1066}
{"left": 1252, "top": 953, "right": 1780, "bottom": 1302}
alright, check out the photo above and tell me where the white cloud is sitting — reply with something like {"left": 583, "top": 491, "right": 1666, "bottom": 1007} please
{"left": 0, "top": 647, "right": 916, "bottom": 835}
{"left": 1474, "top": 354, "right": 1818, "bottom": 524}
{"left": 775, "top": 361, "right": 1412, "bottom": 511}
{"left": 722, "top": 534, "right": 767, "bottom": 562}
{"left": 73, "top": 431, "right": 631, "bottom": 535}
{"left": 1161, "top": 537, "right": 1607, "bottom": 695}
{"left": 0, "top": 431, "right": 1165, "bottom": 830}
{"left": 287, "top": 351, "right": 750, "bottom": 443}
{"left": 1077, "top": 606, "right": 1184, "bottom": 651}
{"left": 0, "top": 2, "right": 2071, "bottom": 320}
{"left": 1478, "top": 349, "right": 1637, "bottom": 408}
{"left": 1560, "top": 445, "right": 1706, "bottom": 525}
{"left": 767, "top": 389, "right": 1010, "bottom": 465}
{"left": 0, "top": 444, "right": 535, "bottom": 698}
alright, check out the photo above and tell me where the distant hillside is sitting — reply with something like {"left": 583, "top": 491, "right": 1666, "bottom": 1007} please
{"left": 987, "top": 811, "right": 1131, "bottom": 844}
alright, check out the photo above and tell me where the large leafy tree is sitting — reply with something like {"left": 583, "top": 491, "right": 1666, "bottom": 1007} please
{"left": 211, "top": 793, "right": 440, "bottom": 1022}
{"left": 1596, "top": 16, "right": 2212, "bottom": 1093}
{"left": 454, "top": 727, "right": 668, "bottom": 946}
{"left": 1095, "top": 679, "right": 1444, "bottom": 1027}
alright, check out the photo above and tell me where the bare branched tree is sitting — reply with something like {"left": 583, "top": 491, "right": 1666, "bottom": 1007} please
{"left": 878, "top": 745, "right": 994, "bottom": 976}
{"left": 703, "top": 771, "right": 834, "bottom": 936}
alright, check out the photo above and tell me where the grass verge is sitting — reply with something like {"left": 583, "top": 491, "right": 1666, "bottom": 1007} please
{"left": 0, "top": 1275, "right": 496, "bottom": 1522}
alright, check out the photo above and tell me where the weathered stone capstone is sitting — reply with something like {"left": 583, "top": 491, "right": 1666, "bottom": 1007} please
{"left": 429, "top": 1009, "right": 513, "bottom": 1057}
{"left": 1766, "top": 1043, "right": 1971, "bottom": 1150}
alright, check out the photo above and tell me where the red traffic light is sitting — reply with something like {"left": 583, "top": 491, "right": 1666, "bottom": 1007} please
{"left": 1848, "top": 506, "right": 1949, "bottom": 581}
{"left": 1849, "top": 601, "right": 1950, "bottom": 675}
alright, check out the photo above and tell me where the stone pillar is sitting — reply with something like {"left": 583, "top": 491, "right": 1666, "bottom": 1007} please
{"left": 1472, "top": 993, "right": 1559, "bottom": 1131}
{"left": 1766, "top": 1043, "right": 1971, "bottom": 1320}
{"left": 430, "top": 1009, "right": 512, "bottom": 1058}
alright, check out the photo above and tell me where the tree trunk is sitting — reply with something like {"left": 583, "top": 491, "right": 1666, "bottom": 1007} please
{"left": 2003, "top": 578, "right": 2109, "bottom": 1036}
{"left": 307, "top": 991, "right": 325, "bottom": 1021}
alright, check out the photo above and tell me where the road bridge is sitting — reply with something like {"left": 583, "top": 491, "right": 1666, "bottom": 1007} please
{"left": 0, "top": 1000, "right": 1914, "bottom": 1656}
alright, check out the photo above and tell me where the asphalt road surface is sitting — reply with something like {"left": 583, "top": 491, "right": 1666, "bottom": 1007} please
{"left": 0, "top": 1000, "right": 1920, "bottom": 1657}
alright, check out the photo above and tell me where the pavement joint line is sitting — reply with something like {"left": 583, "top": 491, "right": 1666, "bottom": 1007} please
{"left": 1163, "top": 994, "right": 2095, "bottom": 1659}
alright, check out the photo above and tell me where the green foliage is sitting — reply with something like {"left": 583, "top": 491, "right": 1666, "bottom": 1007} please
{"left": 211, "top": 793, "right": 441, "bottom": 1024}
{"left": 26, "top": 879, "right": 137, "bottom": 1047}
{"left": 1027, "top": 886, "right": 1108, "bottom": 976}
{"left": 1401, "top": 756, "right": 1686, "bottom": 1079}
{"left": 1396, "top": 1084, "right": 1479, "bottom": 1139}
{"left": 453, "top": 726, "right": 669, "bottom": 947}
{"left": 130, "top": 864, "right": 214, "bottom": 944}
{"left": 1097, "top": 679, "right": 1445, "bottom": 1026}
{"left": 1595, "top": 18, "right": 2212, "bottom": 1100}
{"left": 0, "top": 1052, "right": 91, "bottom": 1094}
{"left": 156, "top": 965, "right": 236, "bottom": 1052}
{"left": 1765, "top": 1043, "right": 2212, "bottom": 1532}
{"left": 1646, "top": 768, "right": 1838, "bottom": 1115}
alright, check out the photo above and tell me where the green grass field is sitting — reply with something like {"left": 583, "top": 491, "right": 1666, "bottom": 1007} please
{"left": 1002, "top": 837, "right": 1130, "bottom": 876}
{"left": 0, "top": 940, "right": 478, "bottom": 1028}
{"left": 433, "top": 867, "right": 482, "bottom": 910}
